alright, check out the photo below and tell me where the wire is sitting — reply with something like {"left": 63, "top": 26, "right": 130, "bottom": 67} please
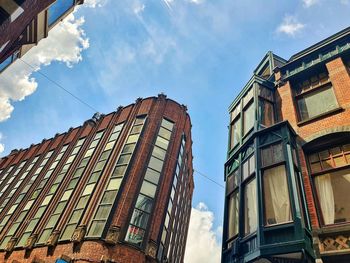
{"left": 18, "top": 58, "right": 224, "bottom": 190}
{"left": 18, "top": 58, "right": 99, "bottom": 113}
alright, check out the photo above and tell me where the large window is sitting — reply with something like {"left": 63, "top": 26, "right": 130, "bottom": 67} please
{"left": 315, "top": 169, "right": 350, "bottom": 225}
{"left": 230, "top": 117, "right": 241, "bottom": 149}
{"left": 295, "top": 72, "right": 338, "bottom": 121}
{"left": 263, "top": 165, "right": 291, "bottom": 225}
{"left": 309, "top": 143, "right": 350, "bottom": 225}
{"left": 243, "top": 103, "right": 254, "bottom": 135}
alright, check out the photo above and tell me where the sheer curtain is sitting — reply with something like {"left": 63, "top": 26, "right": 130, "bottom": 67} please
{"left": 265, "top": 165, "right": 291, "bottom": 223}
{"left": 245, "top": 179, "right": 257, "bottom": 234}
{"left": 315, "top": 174, "right": 335, "bottom": 224}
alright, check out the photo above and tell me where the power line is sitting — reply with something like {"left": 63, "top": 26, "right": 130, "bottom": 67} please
{"left": 18, "top": 58, "right": 224, "bottom": 190}
{"left": 18, "top": 58, "right": 99, "bottom": 113}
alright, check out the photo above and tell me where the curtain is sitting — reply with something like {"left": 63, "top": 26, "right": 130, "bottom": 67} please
{"left": 265, "top": 165, "right": 292, "bottom": 224}
{"left": 245, "top": 179, "right": 257, "bottom": 234}
{"left": 315, "top": 174, "right": 335, "bottom": 224}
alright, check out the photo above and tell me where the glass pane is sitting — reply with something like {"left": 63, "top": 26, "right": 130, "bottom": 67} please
{"left": 144, "top": 168, "right": 160, "bottom": 185}
{"left": 117, "top": 154, "right": 131, "bottom": 165}
{"left": 112, "top": 165, "right": 127, "bottom": 177}
{"left": 263, "top": 165, "right": 291, "bottom": 225}
{"left": 104, "top": 142, "right": 115, "bottom": 151}
{"left": 48, "top": 0, "right": 74, "bottom": 26}
{"left": 140, "top": 181, "right": 157, "bottom": 198}
{"left": 227, "top": 192, "right": 239, "bottom": 239}
{"left": 122, "top": 144, "right": 135, "bottom": 154}
{"left": 101, "top": 191, "right": 117, "bottom": 204}
{"left": 127, "top": 134, "right": 139, "bottom": 144}
{"left": 230, "top": 117, "right": 241, "bottom": 149}
{"left": 88, "top": 221, "right": 105, "bottom": 237}
{"left": 149, "top": 156, "right": 163, "bottom": 172}
{"left": 38, "top": 229, "right": 52, "bottom": 244}
{"left": 82, "top": 184, "right": 94, "bottom": 196}
{"left": 61, "top": 224, "right": 75, "bottom": 240}
{"left": 135, "top": 194, "right": 153, "bottom": 213}
{"left": 155, "top": 137, "right": 169, "bottom": 150}
{"left": 130, "top": 209, "right": 149, "bottom": 229}
{"left": 95, "top": 205, "right": 111, "bottom": 220}
{"left": 243, "top": 102, "right": 254, "bottom": 135}
{"left": 107, "top": 178, "right": 122, "bottom": 191}
{"left": 259, "top": 99, "right": 274, "bottom": 127}
{"left": 76, "top": 196, "right": 89, "bottom": 209}
{"left": 100, "top": 150, "right": 111, "bottom": 161}
{"left": 161, "top": 119, "right": 174, "bottom": 131}
{"left": 159, "top": 127, "right": 171, "bottom": 140}
{"left": 125, "top": 225, "right": 145, "bottom": 246}
{"left": 131, "top": 125, "right": 142, "bottom": 134}
{"left": 55, "top": 201, "right": 66, "bottom": 214}
{"left": 244, "top": 179, "right": 257, "bottom": 235}
{"left": 47, "top": 214, "right": 60, "bottom": 228}
{"left": 70, "top": 209, "right": 83, "bottom": 224}
{"left": 67, "top": 178, "right": 79, "bottom": 189}
{"left": 152, "top": 146, "right": 167, "bottom": 160}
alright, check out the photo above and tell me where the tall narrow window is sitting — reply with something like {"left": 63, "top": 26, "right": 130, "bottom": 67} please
{"left": 227, "top": 191, "right": 239, "bottom": 239}
{"left": 125, "top": 118, "right": 174, "bottom": 247}
{"left": 230, "top": 117, "right": 241, "bottom": 149}
{"left": 244, "top": 179, "right": 257, "bottom": 235}
{"left": 86, "top": 118, "right": 145, "bottom": 238}
{"left": 263, "top": 165, "right": 291, "bottom": 225}
{"left": 243, "top": 103, "right": 254, "bottom": 135}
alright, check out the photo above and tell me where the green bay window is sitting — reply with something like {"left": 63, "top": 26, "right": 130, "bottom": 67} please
{"left": 244, "top": 179, "right": 257, "bottom": 235}
{"left": 227, "top": 191, "right": 239, "bottom": 239}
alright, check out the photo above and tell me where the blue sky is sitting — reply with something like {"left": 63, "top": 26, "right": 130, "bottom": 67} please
{"left": 0, "top": 0, "right": 349, "bottom": 261}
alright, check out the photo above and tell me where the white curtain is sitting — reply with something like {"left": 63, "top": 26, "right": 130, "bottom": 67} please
{"left": 315, "top": 174, "right": 335, "bottom": 224}
{"left": 265, "top": 165, "right": 292, "bottom": 223}
{"left": 246, "top": 179, "right": 257, "bottom": 234}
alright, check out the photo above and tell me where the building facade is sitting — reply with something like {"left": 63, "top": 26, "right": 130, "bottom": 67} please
{"left": 0, "top": 0, "right": 83, "bottom": 73}
{"left": 223, "top": 27, "right": 350, "bottom": 263}
{"left": 0, "top": 94, "right": 194, "bottom": 263}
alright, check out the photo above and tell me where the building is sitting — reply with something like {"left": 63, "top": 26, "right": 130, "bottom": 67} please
{"left": 0, "top": 0, "right": 83, "bottom": 73}
{"left": 0, "top": 94, "right": 194, "bottom": 263}
{"left": 222, "top": 27, "right": 350, "bottom": 263}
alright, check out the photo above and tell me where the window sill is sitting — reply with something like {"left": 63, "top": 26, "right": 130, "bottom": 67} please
{"left": 297, "top": 107, "right": 343, "bottom": 126}
{"left": 314, "top": 223, "right": 350, "bottom": 235}
{"left": 263, "top": 221, "right": 294, "bottom": 231}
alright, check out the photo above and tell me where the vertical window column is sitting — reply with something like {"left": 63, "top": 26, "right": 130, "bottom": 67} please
{"left": 15, "top": 139, "right": 85, "bottom": 248}
{"left": 0, "top": 166, "right": 14, "bottom": 192}
{"left": 157, "top": 137, "right": 185, "bottom": 261}
{"left": 125, "top": 118, "right": 174, "bottom": 247}
{"left": 60, "top": 124, "right": 124, "bottom": 241}
{"left": 0, "top": 151, "right": 53, "bottom": 233}
{"left": 37, "top": 132, "right": 105, "bottom": 244}
{"left": 86, "top": 117, "right": 146, "bottom": 238}
{"left": 0, "top": 144, "right": 70, "bottom": 249}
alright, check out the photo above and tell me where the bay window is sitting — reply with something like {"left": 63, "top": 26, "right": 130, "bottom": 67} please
{"left": 244, "top": 179, "right": 257, "bottom": 235}
{"left": 227, "top": 192, "right": 239, "bottom": 239}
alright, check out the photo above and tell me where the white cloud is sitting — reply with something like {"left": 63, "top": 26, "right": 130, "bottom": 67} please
{"left": 184, "top": 202, "right": 221, "bottom": 263}
{"left": 188, "top": 0, "right": 205, "bottom": 4}
{"left": 277, "top": 16, "right": 305, "bottom": 37}
{"left": 0, "top": 133, "right": 4, "bottom": 155}
{"left": 133, "top": 1, "right": 145, "bottom": 15}
{"left": 83, "top": 0, "right": 107, "bottom": 8}
{"left": 0, "top": 13, "right": 89, "bottom": 122}
{"left": 302, "top": 0, "right": 319, "bottom": 7}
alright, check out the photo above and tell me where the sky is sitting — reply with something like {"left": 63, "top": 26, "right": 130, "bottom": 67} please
{"left": 0, "top": 0, "right": 349, "bottom": 262}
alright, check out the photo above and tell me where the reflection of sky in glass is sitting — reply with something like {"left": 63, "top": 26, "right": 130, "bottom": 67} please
{"left": 0, "top": 56, "right": 12, "bottom": 72}
{"left": 48, "top": 0, "right": 74, "bottom": 26}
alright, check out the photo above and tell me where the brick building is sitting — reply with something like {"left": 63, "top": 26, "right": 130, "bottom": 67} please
{"left": 222, "top": 27, "right": 350, "bottom": 263}
{"left": 0, "top": 94, "right": 194, "bottom": 263}
{"left": 0, "top": 0, "right": 83, "bottom": 73}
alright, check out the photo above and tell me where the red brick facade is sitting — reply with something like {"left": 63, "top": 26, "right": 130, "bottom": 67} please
{"left": 0, "top": 95, "right": 193, "bottom": 263}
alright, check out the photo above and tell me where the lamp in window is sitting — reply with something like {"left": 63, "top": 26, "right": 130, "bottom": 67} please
{"left": 85, "top": 112, "right": 102, "bottom": 127}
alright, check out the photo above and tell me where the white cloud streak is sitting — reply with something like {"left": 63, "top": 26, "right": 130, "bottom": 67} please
{"left": 277, "top": 15, "right": 305, "bottom": 36}
{"left": 0, "top": 133, "right": 4, "bottom": 155}
{"left": 0, "top": 13, "right": 89, "bottom": 122}
{"left": 302, "top": 0, "right": 319, "bottom": 7}
{"left": 184, "top": 203, "right": 221, "bottom": 263}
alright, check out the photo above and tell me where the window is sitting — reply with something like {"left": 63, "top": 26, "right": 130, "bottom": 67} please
{"left": 243, "top": 102, "right": 254, "bottom": 135}
{"left": 263, "top": 165, "right": 291, "bottom": 225}
{"left": 315, "top": 168, "right": 350, "bottom": 225}
{"left": 48, "top": 0, "right": 74, "bottom": 26}
{"left": 261, "top": 143, "right": 284, "bottom": 167}
{"left": 230, "top": 117, "right": 241, "bottom": 149}
{"left": 308, "top": 144, "right": 350, "bottom": 173}
{"left": 244, "top": 179, "right": 257, "bottom": 235}
{"left": 227, "top": 192, "right": 239, "bottom": 239}
{"left": 295, "top": 72, "right": 338, "bottom": 121}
